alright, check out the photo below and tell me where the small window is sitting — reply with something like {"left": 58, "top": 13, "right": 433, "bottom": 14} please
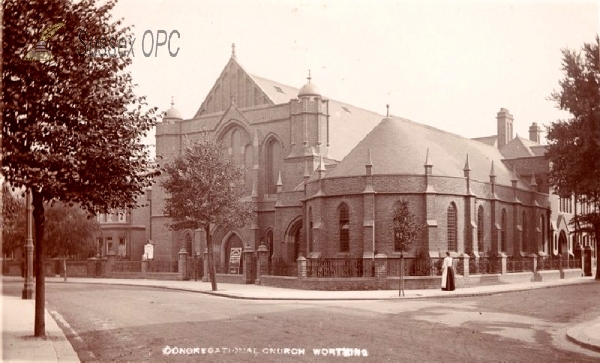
{"left": 106, "top": 237, "right": 113, "bottom": 254}
{"left": 273, "top": 86, "right": 285, "bottom": 94}
{"left": 339, "top": 203, "right": 350, "bottom": 252}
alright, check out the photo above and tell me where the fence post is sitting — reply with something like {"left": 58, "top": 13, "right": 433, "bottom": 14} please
{"left": 530, "top": 253, "right": 537, "bottom": 273}
{"left": 255, "top": 244, "right": 269, "bottom": 285}
{"left": 461, "top": 253, "right": 470, "bottom": 277}
{"left": 500, "top": 253, "right": 507, "bottom": 275}
{"left": 559, "top": 254, "right": 564, "bottom": 279}
{"left": 141, "top": 259, "right": 148, "bottom": 274}
{"left": 374, "top": 253, "right": 387, "bottom": 278}
{"left": 297, "top": 256, "right": 307, "bottom": 278}
{"left": 243, "top": 245, "right": 255, "bottom": 284}
{"left": 178, "top": 248, "right": 188, "bottom": 281}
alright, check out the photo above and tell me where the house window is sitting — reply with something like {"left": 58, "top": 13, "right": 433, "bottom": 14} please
{"left": 97, "top": 237, "right": 103, "bottom": 256}
{"left": 118, "top": 238, "right": 126, "bottom": 257}
{"left": 106, "top": 237, "right": 113, "bottom": 254}
{"left": 500, "top": 209, "right": 507, "bottom": 253}
{"left": 477, "top": 206, "right": 484, "bottom": 253}
{"left": 447, "top": 203, "right": 457, "bottom": 252}
{"left": 339, "top": 203, "right": 350, "bottom": 252}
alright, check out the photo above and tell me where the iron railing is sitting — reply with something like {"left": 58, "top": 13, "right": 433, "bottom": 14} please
{"left": 387, "top": 258, "right": 443, "bottom": 276}
{"left": 110, "top": 261, "right": 141, "bottom": 273}
{"left": 148, "top": 260, "right": 178, "bottom": 273}
{"left": 306, "top": 258, "right": 373, "bottom": 278}
{"left": 506, "top": 257, "right": 534, "bottom": 273}
{"left": 468, "top": 257, "right": 501, "bottom": 275}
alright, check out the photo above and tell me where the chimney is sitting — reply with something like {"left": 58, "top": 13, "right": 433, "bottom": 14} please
{"left": 529, "top": 122, "right": 541, "bottom": 143}
{"left": 496, "top": 108, "right": 514, "bottom": 148}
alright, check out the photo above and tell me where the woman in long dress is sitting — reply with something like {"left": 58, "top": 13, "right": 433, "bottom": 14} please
{"left": 441, "top": 251, "right": 455, "bottom": 291}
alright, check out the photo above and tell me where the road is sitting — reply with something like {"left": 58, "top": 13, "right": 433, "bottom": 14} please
{"left": 3, "top": 281, "right": 600, "bottom": 362}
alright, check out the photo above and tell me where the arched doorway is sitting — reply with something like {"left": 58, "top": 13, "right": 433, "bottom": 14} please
{"left": 558, "top": 230, "right": 568, "bottom": 258}
{"left": 285, "top": 219, "right": 303, "bottom": 262}
{"left": 224, "top": 234, "right": 244, "bottom": 274}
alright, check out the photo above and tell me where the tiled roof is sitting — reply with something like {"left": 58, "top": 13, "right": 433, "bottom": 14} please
{"left": 247, "top": 75, "right": 384, "bottom": 161}
{"left": 500, "top": 136, "right": 545, "bottom": 159}
{"left": 326, "top": 116, "right": 531, "bottom": 189}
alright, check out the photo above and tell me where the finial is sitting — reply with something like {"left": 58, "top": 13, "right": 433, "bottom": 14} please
{"left": 171, "top": 96, "right": 174, "bottom": 107}
{"left": 530, "top": 174, "right": 537, "bottom": 187}
{"left": 386, "top": 104, "right": 389, "bottom": 117}
{"left": 511, "top": 165, "right": 518, "bottom": 182}
{"left": 318, "top": 155, "right": 326, "bottom": 172}
{"left": 307, "top": 69, "right": 311, "bottom": 83}
{"left": 304, "top": 160, "right": 311, "bottom": 178}
{"left": 231, "top": 43, "right": 236, "bottom": 58}
{"left": 463, "top": 154, "right": 471, "bottom": 172}
{"left": 276, "top": 171, "right": 283, "bottom": 187}
{"left": 366, "top": 148, "right": 373, "bottom": 167}
{"left": 489, "top": 161, "right": 496, "bottom": 177}
{"left": 424, "top": 148, "right": 432, "bottom": 167}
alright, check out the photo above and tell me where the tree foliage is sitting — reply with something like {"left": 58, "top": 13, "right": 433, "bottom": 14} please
{"left": 161, "top": 134, "right": 254, "bottom": 291}
{"left": 2, "top": 185, "right": 26, "bottom": 257}
{"left": 44, "top": 202, "right": 99, "bottom": 259}
{"left": 546, "top": 36, "right": 600, "bottom": 279}
{"left": 2, "top": 0, "right": 159, "bottom": 335}
{"left": 392, "top": 200, "right": 424, "bottom": 254}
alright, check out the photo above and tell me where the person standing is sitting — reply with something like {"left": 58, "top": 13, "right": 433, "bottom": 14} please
{"left": 441, "top": 251, "right": 455, "bottom": 291}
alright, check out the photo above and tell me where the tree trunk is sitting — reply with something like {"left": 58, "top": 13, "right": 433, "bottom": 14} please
{"left": 32, "top": 190, "right": 45, "bottom": 337}
{"left": 206, "top": 225, "right": 217, "bottom": 291}
{"left": 63, "top": 257, "right": 67, "bottom": 282}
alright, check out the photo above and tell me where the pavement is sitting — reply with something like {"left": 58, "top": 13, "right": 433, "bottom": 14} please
{"left": 2, "top": 274, "right": 600, "bottom": 361}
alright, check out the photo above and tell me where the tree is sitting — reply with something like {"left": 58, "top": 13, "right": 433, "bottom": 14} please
{"left": 392, "top": 200, "right": 424, "bottom": 296}
{"left": 45, "top": 202, "right": 99, "bottom": 280}
{"left": 161, "top": 135, "right": 254, "bottom": 291}
{"left": 2, "top": 185, "right": 26, "bottom": 258}
{"left": 546, "top": 36, "right": 600, "bottom": 280}
{"left": 2, "top": 0, "right": 158, "bottom": 336}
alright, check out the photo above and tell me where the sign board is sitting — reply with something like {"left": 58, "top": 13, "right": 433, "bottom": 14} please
{"left": 228, "top": 247, "right": 242, "bottom": 274}
{"left": 144, "top": 243, "right": 154, "bottom": 260}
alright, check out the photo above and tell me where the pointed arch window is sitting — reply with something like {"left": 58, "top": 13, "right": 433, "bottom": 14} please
{"left": 266, "top": 229, "right": 274, "bottom": 260}
{"left": 447, "top": 203, "right": 457, "bottom": 252}
{"left": 501, "top": 209, "right": 507, "bottom": 252}
{"left": 308, "top": 207, "right": 313, "bottom": 254}
{"left": 522, "top": 211, "right": 527, "bottom": 252}
{"left": 477, "top": 206, "right": 484, "bottom": 253}
{"left": 339, "top": 203, "right": 350, "bottom": 252}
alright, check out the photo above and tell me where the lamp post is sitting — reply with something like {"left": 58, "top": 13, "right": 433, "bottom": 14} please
{"left": 22, "top": 189, "right": 34, "bottom": 299}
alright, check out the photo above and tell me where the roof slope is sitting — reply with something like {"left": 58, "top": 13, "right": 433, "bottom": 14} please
{"left": 327, "top": 116, "right": 531, "bottom": 188}
{"left": 500, "top": 136, "right": 546, "bottom": 158}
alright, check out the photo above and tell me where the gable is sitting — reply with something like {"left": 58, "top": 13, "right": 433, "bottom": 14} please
{"left": 194, "top": 58, "right": 275, "bottom": 117}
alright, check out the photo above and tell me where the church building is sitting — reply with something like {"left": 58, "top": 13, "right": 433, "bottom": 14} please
{"left": 149, "top": 46, "right": 593, "bottom": 273}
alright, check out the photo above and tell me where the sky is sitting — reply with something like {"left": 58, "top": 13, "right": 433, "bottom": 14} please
{"left": 110, "top": 0, "right": 599, "bottom": 151}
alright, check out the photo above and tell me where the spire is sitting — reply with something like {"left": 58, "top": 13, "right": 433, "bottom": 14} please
{"left": 386, "top": 104, "right": 390, "bottom": 117}
{"left": 489, "top": 161, "right": 496, "bottom": 184}
{"left": 424, "top": 148, "right": 433, "bottom": 175}
{"left": 463, "top": 154, "right": 471, "bottom": 177}
{"left": 231, "top": 43, "right": 236, "bottom": 58}
{"left": 307, "top": 69, "right": 311, "bottom": 83}
{"left": 530, "top": 174, "right": 537, "bottom": 187}
{"left": 171, "top": 96, "right": 174, "bottom": 107}
{"left": 317, "top": 155, "right": 326, "bottom": 179}
{"left": 511, "top": 165, "right": 518, "bottom": 188}
{"left": 276, "top": 171, "right": 283, "bottom": 193}
{"left": 365, "top": 148, "right": 373, "bottom": 175}
{"left": 304, "top": 160, "right": 311, "bottom": 179}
